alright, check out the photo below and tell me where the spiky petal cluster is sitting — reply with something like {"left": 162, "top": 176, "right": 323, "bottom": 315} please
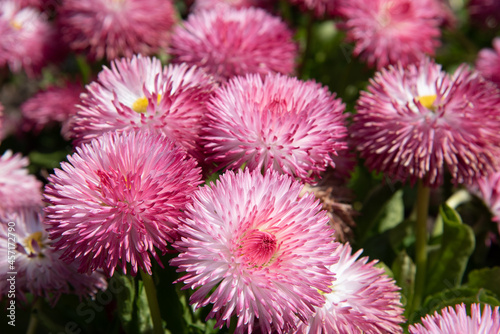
{"left": 476, "top": 37, "right": 500, "bottom": 87}
{"left": 169, "top": 7, "right": 298, "bottom": 82}
{"left": 296, "top": 242, "right": 404, "bottom": 334}
{"left": 202, "top": 73, "right": 347, "bottom": 183}
{"left": 0, "top": 1, "right": 57, "bottom": 76}
{"left": 44, "top": 130, "right": 202, "bottom": 276}
{"left": 58, "top": 0, "right": 177, "bottom": 61}
{"left": 409, "top": 303, "right": 500, "bottom": 334}
{"left": 171, "top": 169, "right": 338, "bottom": 334}
{"left": 0, "top": 151, "right": 43, "bottom": 214}
{"left": 71, "top": 55, "right": 216, "bottom": 157}
{"left": 21, "top": 82, "right": 83, "bottom": 135}
{"left": 351, "top": 57, "right": 500, "bottom": 187}
{"left": 0, "top": 208, "right": 107, "bottom": 304}
{"left": 337, "top": 0, "right": 444, "bottom": 69}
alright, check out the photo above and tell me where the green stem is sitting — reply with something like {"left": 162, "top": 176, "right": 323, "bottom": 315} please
{"left": 26, "top": 298, "right": 43, "bottom": 334}
{"left": 411, "top": 180, "right": 431, "bottom": 316}
{"left": 140, "top": 269, "right": 164, "bottom": 334}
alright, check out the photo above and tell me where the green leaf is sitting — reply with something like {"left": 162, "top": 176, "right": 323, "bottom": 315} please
{"left": 424, "top": 204, "right": 475, "bottom": 297}
{"left": 114, "top": 273, "right": 154, "bottom": 334}
{"left": 378, "top": 189, "right": 405, "bottom": 233}
{"left": 417, "top": 287, "right": 500, "bottom": 321}
{"left": 392, "top": 249, "right": 415, "bottom": 311}
{"left": 466, "top": 267, "right": 500, "bottom": 298}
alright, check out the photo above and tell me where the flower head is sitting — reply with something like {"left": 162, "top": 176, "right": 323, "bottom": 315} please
{"left": 71, "top": 55, "right": 217, "bottom": 158}
{"left": 192, "top": 0, "right": 275, "bottom": 11}
{"left": 202, "top": 73, "right": 347, "bottom": 183}
{"left": 0, "top": 1, "right": 57, "bottom": 76}
{"left": 351, "top": 57, "right": 500, "bottom": 187}
{"left": 44, "top": 130, "right": 202, "bottom": 276}
{"left": 21, "top": 82, "right": 83, "bottom": 135}
{"left": 169, "top": 7, "right": 298, "bottom": 82}
{"left": 0, "top": 208, "right": 107, "bottom": 304}
{"left": 296, "top": 242, "right": 405, "bottom": 333}
{"left": 171, "top": 169, "right": 338, "bottom": 333}
{"left": 476, "top": 37, "right": 500, "bottom": 87}
{"left": 0, "top": 150, "right": 43, "bottom": 214}
{"left": 338, "top": 0, "right": 444, "bottom": 69}
{"left": 469, "top": 171, "right": 500, "bottom": 233}
{"left": 409, "top": 303, "right": 500, "bottom": 334}
{"left": 58, "top": 0, "right": 177, "bottom": 61}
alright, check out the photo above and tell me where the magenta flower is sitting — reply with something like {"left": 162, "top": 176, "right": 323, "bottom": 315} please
{"left": 202, "top": 73, "right": 347, "bottom": 183}
{"left": 296, "top": 242, "right": 405, "bottom": 334}
{"left": 192, "top": 0, "right": 275, "bottom": 11}
{"left": 171, "top": 169, "right": 338, "bottom": 333}
{"left": 21, "top": 82, "right": 83, "bottom": 135}
{"left": 468, "top": 0, "right": 500, "bottom": 29}
{"left": 337, "top": 0, "right": 444, "bottom": 69}
{"left": 71, "top": 55, "right": 217, "bottom": 158}
{"left": 476, "top": 37, "right": 500, "bottom": 87}
{"left": 44, "top": 130, "right": 202, "bottom": 276}
{"left": 0, "top": 1, "right": 57, "bottom": 77}
{"left": 351, "top": 57, "right": 500, "bottom": 187}
{"left": 288, "top": 0, "right": 340, "bottom": 18}
{"left": 169, "top": 7, "right": 298, "bottom": 82}
{"left": 58, "top": 0, "right": 177, "bottom": 61}
{"left": 0, "top": 208, "right": 107, "bottom": 304}
{"left": 409, "top": 303, "right": 500, "bottom": 334}
{"left": 0, "top": 151, "right": 43, "bottom": 214}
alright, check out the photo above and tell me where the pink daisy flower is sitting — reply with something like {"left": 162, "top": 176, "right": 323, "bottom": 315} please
{"left": 171, "top": 169, "right": 338, "bottom": 333}
{"left": 0, "top": 150, "right": 43, "bottom": 214}
{"left": 476, "top": 37, "right": 500, "bottom": 87}
{"left": 71, "top": 55, "right": 217, "bottom": 157}
{"left": 0, "top": 1, "right": 57, "bottom": 77}
{"left": 44, "top": 130, "right": 202, "bottom": 276}
{"left": 0, "top": 208, "right": 108, "bottom": 304}
{"left": 296, "top": 242, "right": 405, "bottom": 334}
{"left": 168, "top": 7, "right": 298, "bottom": 82}
{"left": 337, "top": 0, "right": 444, "bottom": 69}
{"left": 288, "top": 0, "right": 340, "bottom": 18}
{"left": 202, "top": 73, "right": 347, "bottom": 183}
{"left": 470, "top": 171, "right": 500, "bottom": 233}
{"left": 57, "top": 0, "right": 177, "bottom": 61}
{"left": 468, "top": 0, "right": 500, "bottom": 29}
{"left": 409, "top": 303, "right": 500, "bottom": 334}
{"left": 351, "top": 57, "right": 500, "bottom": 187}
{"left": 192, "top": 0, "right": 275, "bottom": 11}
{"left": 21, "top": 81, "right": 83, "bottom": 135}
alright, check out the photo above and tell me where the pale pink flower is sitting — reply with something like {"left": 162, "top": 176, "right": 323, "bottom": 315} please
{"left": 0, "top": 208, "right": 107, "bottom": 304}
{"left": 296, "top": 242, "right": 404, "bottom": 334}
{"left": 171, "top": 169, "right": 338, "bottom": 334}
{"left": 0, "top": 151, "right": 43, "bottom": 214}
{"left": 71, "top": 55, "right": 217, "bottom": 158}
{"left": 58, "top": 0, "right": 177, "bottom": 61}
{"left": 169, "top": 7, "right": 298, "bottom": 82}
{"left": 202, "top": 73, "right": 347, "bottom": 183}
{"left": 351, "top": 57, "right": 500, "bottom": 187}
{"left": 476, "top": 37, "right": 500, "bottom": 87}
{"left": 338, "top": 0, "right": 444, "bottom": 69}
{"left": 21, "top": 82, "right": 83, "bottom": 135}
{"left": 44, "top": 130, "right": 202, "bottom": 276}
{"left": 409, "top": 303, "right": 500, "bottom": 334}
{"left": 0, "top": 1, "right": 57, "bottom": 76}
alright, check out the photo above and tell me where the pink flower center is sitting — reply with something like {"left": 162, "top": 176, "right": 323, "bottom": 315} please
{"left": 131, "top": 95, "right": 161, "bottom": 113}
{"left": 24, "top": 231, "right": 45, "bottom": 257}
{"left": 238, "top": 229, "right": 278, "bottom": 267}
{"left": 416, "top": 94, "right": 437, "bottom": 110}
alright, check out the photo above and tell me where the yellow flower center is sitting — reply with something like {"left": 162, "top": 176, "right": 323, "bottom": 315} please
{"left": 416, "top": 94, "right": 437, "bottom": 110}
{"left": 24, "top": 231, "right": 44, "bottom": 255}
{"left": 10, "top": 20, "right": 22, "bottom": 30}
{"left": 131, "top": 95, "right": 161, "bottom": 114}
